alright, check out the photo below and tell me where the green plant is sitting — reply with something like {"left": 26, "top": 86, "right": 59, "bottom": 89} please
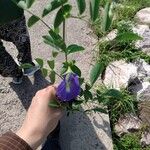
{"left": 95, "top": 21, "right": 150, "bottom": 78}
{"left": 95, "top": 86, "right": 137, "bottom": 124}
{"left": 11, "top": 0, "right": 119, "bottom": 113}
{"left": 114, "top": 132, "right": 141, "bottom": 150}
{"left": 90, "top": 0, "right": 115, "bottom": 38}
{"left": 113, "top": 132, "right": 150, "bottom": 150}
{"left": 92, "top": 0, "right": 150, "bottom": 38}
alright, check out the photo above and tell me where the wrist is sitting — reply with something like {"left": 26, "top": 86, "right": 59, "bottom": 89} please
{"left": 16, "top": 127, "right": 44, "bottom": 149}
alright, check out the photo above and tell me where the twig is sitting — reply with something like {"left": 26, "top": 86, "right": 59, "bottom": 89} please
{"left": 70, "top": 15, "right": 89, "bottom": 24}
{"left": 53, "top": 70, "right": 64, "bottom": 79}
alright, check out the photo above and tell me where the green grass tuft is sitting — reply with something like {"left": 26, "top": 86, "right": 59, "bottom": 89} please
{"left": 113, "top": 132, "right": 150, "bottom": 150}
{"left": 92, "top": 0, "right": 150, "bottom": 38}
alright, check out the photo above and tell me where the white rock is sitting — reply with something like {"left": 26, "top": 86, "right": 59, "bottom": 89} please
{"left": 104, "top": 59, "right": 150, "bottom": 100}
{"left": 101, "top": 29, "right": 117, "bottom": 42}
{"left": 104, "top": 60, "right": 138, "bottom": 89}
{"left": 135, "top": 8, "right": 150, "bottom": 25}
{"left": 141, "top": 131, "right": 150, "bottom": 147}
{"left": 115, "top": 114, "right": 142, "bottom": 137}
{"left": 133, "top": 25, "right": 149, "bottom": 36}
{"left": 133, "top": 25, "right": 150, "bottom": 53}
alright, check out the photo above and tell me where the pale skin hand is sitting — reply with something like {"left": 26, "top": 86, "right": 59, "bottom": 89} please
{"left": 16, "top": 85, "right": 62, "bottom": 150}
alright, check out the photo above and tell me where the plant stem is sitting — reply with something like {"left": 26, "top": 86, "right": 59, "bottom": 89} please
{"left": 53, "top": 70, "right": 63, "bottom": 79}
{"left": 63, "top": 20, "right": 66, "bottom": 41}
{"left": 63, "top": 20, "right": 68, "bottom": 62}
{"left": 26, "top": 9, "right": 51, "bottom": 30}
{"left": 70, "top": 15, "right": 89, "bottom": 24}
{"left": 65, "top": 53, "right": 68, "bottom": 62}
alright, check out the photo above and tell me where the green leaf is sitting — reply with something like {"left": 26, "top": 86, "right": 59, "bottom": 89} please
{"left": 70, "top": 65, "right": 81, "bottom": 77}
{"left": 28, "top": 15, "right": 40, "bottom": 27}
{"left": 49, "top": 70, "right": 56, "bottom": 83}
{"left": 85, "top": 83, "right": 91, "bottom": 90}
{"left": 73, "top": 99, "right": 84, "bottom": 105}
{"left": 35, "top": 58, "right": 44, "bottom": 68}
{"left": 61, "top": 62, "right": 68, "bottom": 75}
{"left": 90, "top": 62, "right": 105, "bottom": 86}
{"left": 85, "top": 107, "right": 107, "bottom": 114}
{"left": 43, "top": 35, "right": 60, "bottom": 50}
{"left": 84, "top": 90, "right": 93, "bottom": 101}
{"left": 67, "top": 44, "right": 85, "bottom": 54}
{"left": 42, "top": 0, "right": 68, "bottom": 17}
{"left": 116, "top": 32, "right": 143, "bottom": 42}
{"left": 47, "top": 60, "right": 55, "bottom": 70}
{"left": 43, "top": 29, "right": 66, "bottom": 50}
{"left": 52, "top": 51, "right": 59, "bottom": 58}
{"left": 26, "top": 0, "right": 35, "bottom": 8}
{"left": 49, "top": 100, "right": 60, "bottom": 108}
{"left": 104, "top": 89, "right": 122, "bottom": 99}
{"left": 20, "top": 63, "right": 33, "bottom": 69}
{"left": 76, "top": 0, "right": 86, "bottom": 15}
{"left": 90, "top": 0, "right": 100, "bottom": 22}
{"left": 79, "top": 77, "right": 84, "bottom": 85}
{"left": 49, "top": 29, "right": 66, "bottom": 50}
{"left": 54, "top": 4, "right": 72, "bottom": 28}
{"left": 102, "top": 2, "right": 113, "bottom": 32}
{"left": 41, "top": 68, "right": 48, "bottom": 77}
{"left": 98, "top": 89, "right": 123, "bottom": 105}
{"left": 79, "top": 88, "right": 84, "bottom": 96}
{"left": 54, "top": 27, "right": 60, "bottom": 34}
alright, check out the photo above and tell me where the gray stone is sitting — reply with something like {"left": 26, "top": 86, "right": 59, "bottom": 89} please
{"left": 60, "top": 105, "right": 113, "bottom": 150}
{"left": 135, "top": 8, "right": 150, "bottom": 25}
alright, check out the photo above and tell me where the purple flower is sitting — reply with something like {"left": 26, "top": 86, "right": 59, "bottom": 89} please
{"left": 56, "top": 73, "right": 81, "bottom": 102}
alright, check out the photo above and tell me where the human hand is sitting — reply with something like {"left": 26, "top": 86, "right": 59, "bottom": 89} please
{"left": 16, "top": 85, "right": 62, "bottom": 149}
